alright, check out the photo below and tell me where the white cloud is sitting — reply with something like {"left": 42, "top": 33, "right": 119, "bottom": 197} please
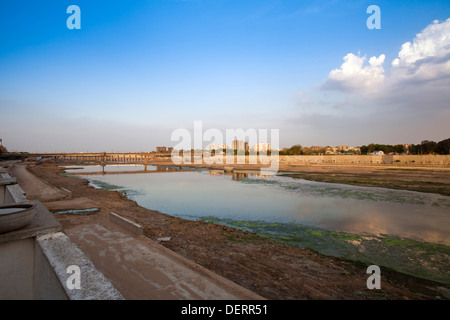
{"left": 392, "top": 19, "right": 450, "bottom": 67}
{"left": 391, "top": 18, "right": 450, "bottom": 83}
{"left": 323, "top": 18, "right": 450, "bottom": 93}
{"left": 322, "top": 53, "right": 385, "bottom": 93}
{"left": 290, "top": 18, "right": 450, "bottom": 146}
{"left": 319, "top": 17, "right": 450, "bottom": 116}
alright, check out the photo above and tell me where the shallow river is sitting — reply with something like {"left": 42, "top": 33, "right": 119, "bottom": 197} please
{"left": 64, "top": 164, "right": 450, "bottom": 283}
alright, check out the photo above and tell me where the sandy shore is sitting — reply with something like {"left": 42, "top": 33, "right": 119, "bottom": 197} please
{"left": 18, "top": 160, "right": 450, "bottom": 299}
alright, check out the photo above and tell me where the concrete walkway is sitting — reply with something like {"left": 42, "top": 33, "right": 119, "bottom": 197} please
{"left": 10, "top": 164, "right": 69, "bottom": 202}
{"left": 10, "top": 164, "right": 264, "bottom": 300}
{"left": 64, "top": 214, "right": 263, "bottom": 299}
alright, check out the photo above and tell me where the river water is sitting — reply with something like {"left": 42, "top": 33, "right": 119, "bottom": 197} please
{"left": 64, "top": 164, "right": 450, "bottom": 283}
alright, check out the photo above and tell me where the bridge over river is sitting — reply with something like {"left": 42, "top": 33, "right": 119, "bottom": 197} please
{"left": 36, "top": 152, "right": 172, "bottom": 164}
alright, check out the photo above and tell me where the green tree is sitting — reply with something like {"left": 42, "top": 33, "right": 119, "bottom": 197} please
{"left": 0, "top": 145, "right": 7, "bottom": 155}
{"left": 408, "top": 144, "right": 419, "bottom": 154}
{"left": 436, "top": 138, "right": 450, "bottom": 155}
{"left": 393, "top": 144, "right": 406, "bottom": 154}
{"left": 360, "top": 145, "right": 369, "bottom": 155}
{"left": 289, "top": 145, "right": 303, "bottom": 155}
{"left": 419, "top": 140, "right": 437, "bottom": 154}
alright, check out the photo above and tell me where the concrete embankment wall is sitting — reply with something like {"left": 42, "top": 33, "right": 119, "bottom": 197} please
{"left": 0, "top": 170, "right": 123, "bottom": 300}
{"left": 192, "top": 154, "right": 450, "bottom": 166}
{"left": 278, "top": 155, "right": 450, "bottom": 166}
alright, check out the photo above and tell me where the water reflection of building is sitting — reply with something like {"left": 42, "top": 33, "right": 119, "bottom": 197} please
{"left": 250, "top": 172, "right": 273, "bottom": 178}
{"left": 209, "top": 170, "right": 225, "bottom": 176}
{"left": 208, "top": 169, "right": 272, "bottom": 180}
{"left": 208, "top": 169, "right": 248, "bottom": 180}
{"left": 156, "top": 166, "right": 183, "bottom": 172}
{"left": 232, "top": 172, "right": 248, "bottom": 180}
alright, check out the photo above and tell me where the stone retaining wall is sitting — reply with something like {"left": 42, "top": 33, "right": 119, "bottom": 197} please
{"left": 278, "top": 155, "right": 450, "bottom": 166}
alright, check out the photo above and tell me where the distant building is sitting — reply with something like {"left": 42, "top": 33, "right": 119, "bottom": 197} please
{"left": 371, "top": 150, "right": 385, "bottom": 155}
{"left": 252, "top": 143, "right": 271, "bottom": 153}
{"left": 336, "top": 145, "right": 350, "bottom": 152}
{"left": 325, "top": 146, "right": 337, "bottom": 155}
{"left": 335, "top": 145, "right": 360, "bottom": 154}
{"left": 402, "top": 144, "right": 411, "bottom": 154}
{"left": 167, "top": 147, "right": 173, "bottom": 153}
{"left": 156, "top": 146, "right": 167, "bottom": 153}
{"left": 208, "top": 144, "right": 229, "bottom": 150}
{"left": 0, "top": 139, "right": 2, "bottom": 147}
{"left": 232, "top": 140, "right": 246, "bottom": 151}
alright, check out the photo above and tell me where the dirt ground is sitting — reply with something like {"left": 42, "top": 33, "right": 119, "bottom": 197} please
{"left": 25, "top": 161, "right": 450, "bottom": 300}
{"left": 281, "top": 166, "right": 450, "bottom": 197}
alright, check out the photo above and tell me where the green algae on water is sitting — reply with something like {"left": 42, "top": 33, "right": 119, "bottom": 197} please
{"left": 199, "top": 217, "right": 450, "bottom": 284}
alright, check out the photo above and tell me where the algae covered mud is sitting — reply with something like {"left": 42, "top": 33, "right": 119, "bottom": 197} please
{"left": 64, "top": 165, "right": 450, "bottom": 284}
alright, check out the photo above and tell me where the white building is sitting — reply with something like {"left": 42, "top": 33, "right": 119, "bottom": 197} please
{"left": 251, "top": 143, "right": 271, "bottom": 153}
{"left": 208, "top": 144, "right": 229, "bottom": 150}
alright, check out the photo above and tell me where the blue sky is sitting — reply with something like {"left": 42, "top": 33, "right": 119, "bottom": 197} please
{"left": 1, "top": 0, "right": 449, "bottom": 152}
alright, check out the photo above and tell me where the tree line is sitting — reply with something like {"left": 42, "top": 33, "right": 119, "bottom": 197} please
{"left": 360, "top": 138, "right": 450, "bottom": 155}
{"left": 280, "top": 138, "right": 450, "bottom": 156}
{"left": 359, "top": 144, "right": 405, "bottom": 155}
{"left": 407, "top": 138, "right": 450, "bottom": 155}
{"left": 279, "top": 145, "right": 330, "bottom": 155}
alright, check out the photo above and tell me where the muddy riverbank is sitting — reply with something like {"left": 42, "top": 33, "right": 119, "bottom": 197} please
{"left": 24, "top": 161, "right": 450, "bottom": 299}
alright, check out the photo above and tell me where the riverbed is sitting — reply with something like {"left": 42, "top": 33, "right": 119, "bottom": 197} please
{"left": 65, "top": 164, "right": 450, "bottom": 283}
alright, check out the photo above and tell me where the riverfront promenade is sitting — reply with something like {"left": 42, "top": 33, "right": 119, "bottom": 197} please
{"left": 10, "top": 164, "right": 70, "bottom": 202}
